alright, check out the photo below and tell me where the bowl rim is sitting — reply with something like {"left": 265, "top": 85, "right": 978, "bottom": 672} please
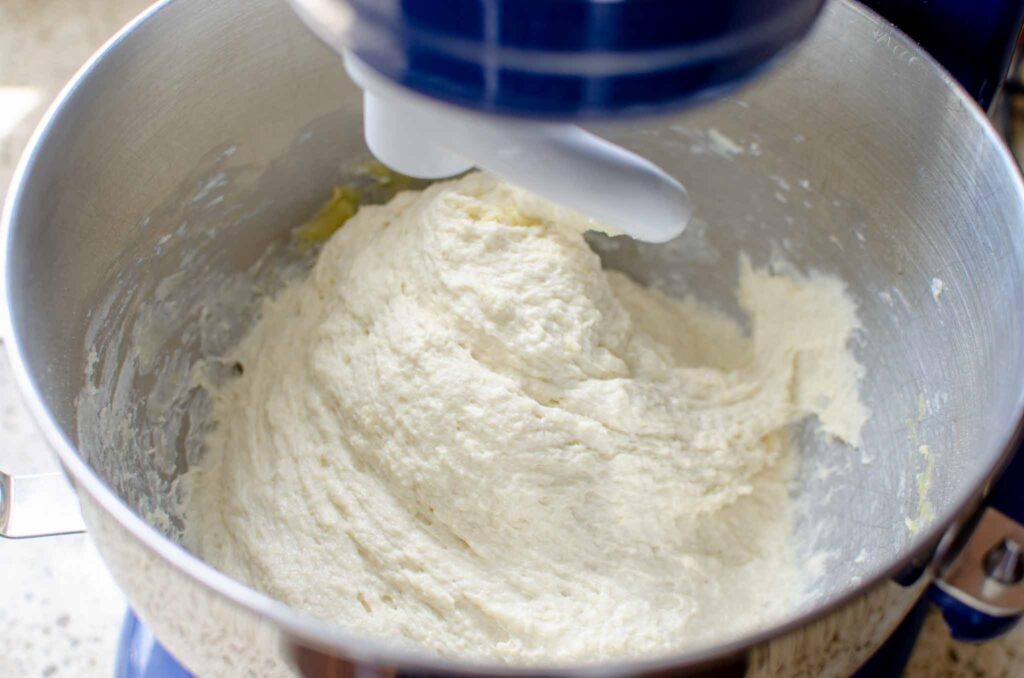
{"left": 3, "top": 0, "right": 1024, "bottom": 673}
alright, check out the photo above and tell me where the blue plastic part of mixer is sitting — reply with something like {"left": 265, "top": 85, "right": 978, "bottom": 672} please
{"left": 986, "top": 437, "right": 1024, "bottom": 526}
{"left": 919, "top": 441, "right": 1024, "bottom": 643}
{"left": 329, "top": 0, "right": 1024, "bottom": 116}
{"left": 339, "top": 0, "right": 826, "bottom": 118}
{"left": 860, "top": 0, "right": 1024, "bottom": 109}
{"left": 930, "top": 588, "right": 1023, "bottom": 643}
{"left": 115, "top": 611, "right": 192, "bottom": 678}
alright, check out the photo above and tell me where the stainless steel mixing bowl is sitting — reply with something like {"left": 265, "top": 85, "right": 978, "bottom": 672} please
{"left": 3, "top": 0, "right": 1024, "bottom": 675}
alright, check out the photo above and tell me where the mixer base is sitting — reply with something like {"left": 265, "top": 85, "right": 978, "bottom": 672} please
{"left": 115, "top": 611, "right": 192, "bottom": 678}
{"left": 113, "top": 602, "right": 930, "bottom": 678}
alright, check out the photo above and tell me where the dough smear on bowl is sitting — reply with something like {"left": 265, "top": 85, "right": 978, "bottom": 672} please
{"left": 184, "top": 172, "right": 866, "bottom": 663}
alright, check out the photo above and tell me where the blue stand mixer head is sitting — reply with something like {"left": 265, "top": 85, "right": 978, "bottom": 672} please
{"left": 288, "top": 0, "right": 826, "bottom": 118}
{"left": 287, "top": 0, "right": 828, "bottom": 243}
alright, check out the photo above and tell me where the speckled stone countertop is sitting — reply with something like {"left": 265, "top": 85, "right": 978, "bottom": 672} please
{"left": 1, "top": 2, "right": 1022, "bottom": 676}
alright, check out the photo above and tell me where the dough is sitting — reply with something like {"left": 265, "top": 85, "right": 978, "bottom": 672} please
{"left": 184, "top": 172, "right": 866, "bottom": 663}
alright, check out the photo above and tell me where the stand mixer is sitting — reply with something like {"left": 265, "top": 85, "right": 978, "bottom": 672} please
{"left": 2, "top": 0, "right": 1024, "bottom": 676}
{"left": 286, "top": 0, "right": 1024, "bottom": 244}
{"left": 289, "top": 0, "right": 829, "bottom": 243}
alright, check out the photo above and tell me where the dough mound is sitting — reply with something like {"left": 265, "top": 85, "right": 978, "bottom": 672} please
{"left": 185, "top": 173, "right": 865, "bottom": 663}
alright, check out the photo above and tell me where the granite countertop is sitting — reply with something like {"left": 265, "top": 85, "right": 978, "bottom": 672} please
{"left": 0, "top": 1, "right": 1021, "bottom": 676}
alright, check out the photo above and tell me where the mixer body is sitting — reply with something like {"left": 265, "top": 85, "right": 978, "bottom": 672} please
{"left": 288, "top": 0, "right": 827, "bottom": 119}
{"left": 288, "top": 0, "right": 827, "bottom": 242}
